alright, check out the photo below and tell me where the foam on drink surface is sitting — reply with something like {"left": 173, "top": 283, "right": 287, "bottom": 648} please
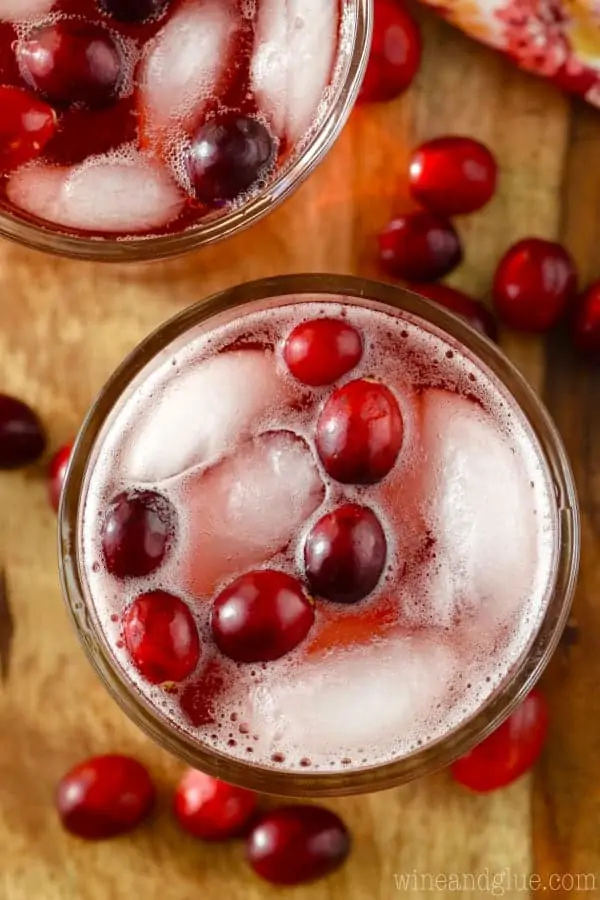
{"left": 79, "top": 296, "right": 557, "bottom": 772}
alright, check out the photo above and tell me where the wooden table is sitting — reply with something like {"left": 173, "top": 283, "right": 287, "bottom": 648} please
{"left": 2, "top": 9, "right": 600, "bottom": 899}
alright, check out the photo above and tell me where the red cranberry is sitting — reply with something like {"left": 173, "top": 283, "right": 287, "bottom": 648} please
{"left": 408, "top": 136, "right": 498, "bottom": 216}
{"left": 211, "top": 570, "right": 314, "bottom": 663}
{"left": 409, "top": 282, "right": 497, "bottom": 340}
{"left": 17, "top": 22, "right": 123, "bottom": 108}
{"left": 48, "top": 442, "right": 72, "bottom": 513}
{"left": 247, "top": 806, "right": 350, "bottom": 885}
{"left": 358, "top": 0, "right": 421, "bottom": 103}
{"left": 179, "top": 659, "right": 227, "bottom": 727}
{"left": 378, "top": 212, "right": 463, "bottom": 282}
{"left": 304, "top": 504, "right": 387, "bottom": 604}
{"left": 99, "top": 0, "right": 170, "bottom": 22}
{"left": 123, "top": 591, "right": 200, "bottom": 684}
{"left": 451, "top": 689, "right": 548, "bottom": 792}
{"left": 572, "top": 281, "right": 600, "bottom": 359}
{"left": 316, "top": 379, "right": 403, "bottom": 484}
{"left": 101, "top": 490, "right": 176, "bottom": 579}
{"left": 0, "top": 393, "right": 46, "bottom": 470}
{"left": 0, "top": 86, "right": 57, "bottom": 171}
{"left": 186, "top": 115, "right": 275, "bottom": 206}
{"left": 174, "top": 769, "right": 257, "bottom": 840}
{"left": 283, "top": 318, "right": 363, "bottom": 386}
{"left": 492, "top": 238, "right": 577, "bottom": 332}
{"left": 56, "top": 754, "right": 155, "bottom": 839}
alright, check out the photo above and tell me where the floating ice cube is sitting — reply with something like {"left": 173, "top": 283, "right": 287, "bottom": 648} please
{"left": 123, "top": 350, "right": 291, "bottom": 481}
{"left": 418, "top": 390, "right": 538, "bottom": 627}
{"left": 178, "top": 430, "right": 325, "bottom": 596}
{"left": 251, "top": 0, "right": 337, "bottom": 142}
{"left": 7, "top": 156, "right": 184, "bottom": 233}
{"left": 139, "top": 0, "right": 238, "bottom": 145}
{"left": 0, "top": 0, "right": 56, "bottom": 20}
{"left": 248, "top": 635, "right": 456, "bottom": 758}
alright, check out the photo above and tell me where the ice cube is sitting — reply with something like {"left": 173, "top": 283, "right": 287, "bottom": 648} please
{"left": 7, "top": 156, "right": 184, "bottom": 233}
{"left": 139, "top": 0, "right": 238, "bottom": 145}
{"left": 177, "top": 430, "right": 325, "bottom": 596}
{"left": 0, "top": 0, "right": 56, "bottom": 20}
{"left": 123, "top": 349, "right": 292, "bottom": 481}
{"left": 418, "top": 390, "right": 538, "bottom": 627}
{"left": 248, "top": 635, "right": 456, "bottom": 758}
{"left": 251, "top": 0, "right": 337, "bottom": 142}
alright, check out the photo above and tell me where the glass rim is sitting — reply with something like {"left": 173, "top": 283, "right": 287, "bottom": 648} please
{"left": 59, "top": 273, "right": 580, "bottom": 796}
{"left": 0, "top": 2, "right": 371, "bottom": 263}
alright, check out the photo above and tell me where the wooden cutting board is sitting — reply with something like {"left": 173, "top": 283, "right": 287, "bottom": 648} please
{"left": 2, "top": 10, "right": 600, "bottom": 899}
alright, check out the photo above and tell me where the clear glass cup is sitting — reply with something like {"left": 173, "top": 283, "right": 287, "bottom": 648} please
{"left": 0, "top": 0, "right": 370, "bottom": 263}
{"left": 59, "top": 274, "right": 579, "bottom": 796}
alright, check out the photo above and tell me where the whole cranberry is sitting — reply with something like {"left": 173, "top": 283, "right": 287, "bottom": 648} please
{"left": 123, "top": 591, "right": 200, "bottom": 684}
{"left": 0, "top": 86, "right": 57, "bottom": 171}
{"left": 0, "top": 393, "right": 46, "bottom": 470}
{"left": 283, "top": 318, "right": 363, "bottom": 386}
{"left": 247, "top": 805, "right": 351, "bottom": 885}
{"left": 492, "top": 238, "right": 577, "bottom": 332}
{"left": 99, "top": 0, "right": 171, "bottom": 22}
{"left": 316, "top": 379, "right": 403, "bottom": 484}
{"left": 211, "top": 570, "right": 314, "bottom": 663}
{"left": 572, "top": 281, "right": 600, "bottom": 359}
{"left": 451, "top": 690, "right": 548, "bottom": 792}
{"left": 56, "top": 754, "right": 155, "bottom": 839}
{"left": 174, "top": 769, "right": 257, "bottom": 840}
{"left": 100, "top": 490, "right": 176, "bottom": 579}
{"left": 410, "top": 282, "right": 497, "bottom": 340}
{"left": 186, "top": 115, "right": 275, "bottom": 205}
{"left": 378, "top": 212, "right": 463, "bottom": 282}
{"left": 304, "top": 504, "right": 387, "bottom": 603}
{"left": 17, "top": 22, "right": 123, "bottom": 108}
{"left": 48, "top": 442, "right": 72, "bottom": 513}
{"left": 408, "top": 136, "right": 498, "bottom": 216}
{"left": 359, "top": 0, "right": 421, "bottom": 103}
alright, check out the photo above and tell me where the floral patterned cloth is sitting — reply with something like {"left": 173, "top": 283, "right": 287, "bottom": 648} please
{"left": 422, "top": 0, "right": 600, "bottom": 106}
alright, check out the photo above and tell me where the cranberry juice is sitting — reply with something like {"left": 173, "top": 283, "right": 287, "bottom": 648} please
{"left": 78, "top": 295, "right": 557, "bottom": 772}
{"left": 0, "top": 0, "right": 348, "bottom": 239}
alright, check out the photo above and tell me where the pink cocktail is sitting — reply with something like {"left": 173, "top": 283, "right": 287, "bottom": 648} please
{"left": 60, "top": 276, "right": 578, "bottom": 795}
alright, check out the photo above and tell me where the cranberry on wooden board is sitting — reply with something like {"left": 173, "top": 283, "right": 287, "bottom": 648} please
{"left": 17, "top": 22, "right": 123, "bottom": 108}
{"left": 0, "top": 86, "right": 57, "bottom": 171}
{"left": 100, "top": 489, "right": 177, "bottom": 579}
{"left": 0, "top": 394, "right": 46, "bottom": 470}
{"left": 123, "top": 591, "right": 200, "bottom": 684}
{"left": 378, "top": 212, "right": 463, "bottom": 282}
{"left": 408, "top": 136, "right": 498, "bottom": 216}
{"left": 316, "top": 379, "right": 403, "bottom": 484}
{"left": 304, "top": 504, "right": 387, "bottom": 603}
{"left": 186, "top": 115, "right": 275, "bottom": 205}
{"left": 410, "top": 282, "right": 498, "bottom": 340}
{"left": 283, "top": 318, "right": 363, "bottom": 386}
{"left": 211, "top": 570, "right": 314, "bottom": 663}
{"left": 247, "top": 805, "right": 351, "bottom": 885}
{"left": 572, "top": 281, "right": 600, "bottom": 359}
{"left": 451, "top": 690, "right": 548, "bottom": 792}
{"left": 56, "top": 755, "right": 155, "bottom": 839}
{"left": 174, "top": 769, "right": 257, "bottom": 840}
{"left": 492, "top": 238, "right": 578, "bottom": 332}
{"left": 48, "top": 442, "right": 72, "bottom": 512}
{"left": 358, "top": 0, "right": 421, "bottom": 103}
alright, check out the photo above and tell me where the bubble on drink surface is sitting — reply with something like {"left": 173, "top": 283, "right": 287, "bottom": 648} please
{"left": 0, "top": 0, "right": 56, "bottom": 20}
{"left": 251, "top": 0, "right": 337, "bottom": 142}
{"left": 176, "top": 429, "right": 325, "bottom": 596}
{"left": 139, "top": 0, "right": 239, "bottom": 147}
{"left": 121, "top": 349, "right": 292, "bottom": 481}
{"left": 7, "top": 151, "right": 184, "bottom": 233}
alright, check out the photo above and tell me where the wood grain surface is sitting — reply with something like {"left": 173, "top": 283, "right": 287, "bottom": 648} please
{"left": 1, "top": 9, "right": 599, "bottom": 900}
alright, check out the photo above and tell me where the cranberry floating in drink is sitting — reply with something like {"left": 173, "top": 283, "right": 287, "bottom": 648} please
{"left": 61, "top": 277, "right": 577, "bottom": 795}
{"left": 0, "top": 0, "right": 367, "bottom": 254}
